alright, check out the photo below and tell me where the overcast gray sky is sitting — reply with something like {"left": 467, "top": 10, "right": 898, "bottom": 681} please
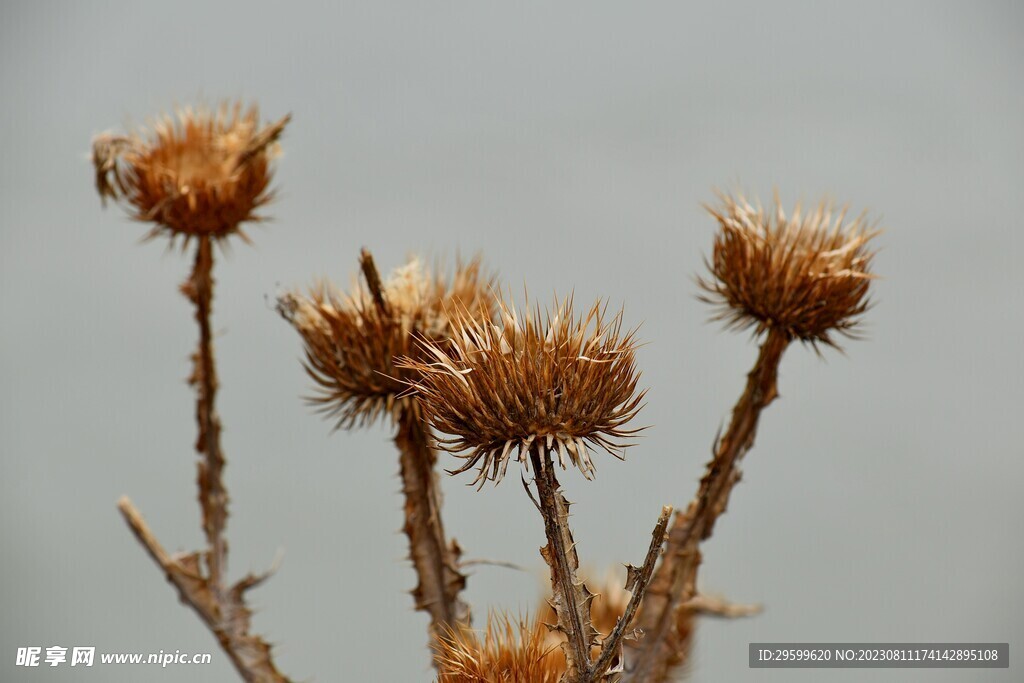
{"left": 2, "top": 2, "right": 1022, "bottom": 681}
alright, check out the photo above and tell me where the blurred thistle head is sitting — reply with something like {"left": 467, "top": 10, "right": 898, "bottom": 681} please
{"left": 435, "top": 612, "right": 561, "bottom": 683}
{"left": 91, "top": 102, "right": 290, "bottom": 246}
{"left": 278, "top": 254, "right": 496, "bottom": 429}
{"left": 698, "top": 191, "right": 879, "bottom": 349}
{"left": 436, "top": 573, "right": 641, "bottom": 682}
{"left": 400, "top": 295, "right": 645, "bottom": 486}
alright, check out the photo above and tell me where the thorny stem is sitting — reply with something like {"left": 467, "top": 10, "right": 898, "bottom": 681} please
{"left": 591, "top": 505, "right": 672, "bottom": 680}
{"left": 189, "top": 236, "right": 228, "bottom": 586}
{"left": 118, "top": 498, "right": 287, "bottom": 683}
{"left": 118, "top": 235, "right": 291, "bottom": 683}
{"left": 530, "top": 448, "right": 596, "bottom": 683}
{"left": 360, "top": 247, "right": 471, "bottom": 662}
{"left": 395, "top": 409, "right": 471, "bottom": 659}
{"left": 625, "top": 328, "right": 790, "bottom": 682}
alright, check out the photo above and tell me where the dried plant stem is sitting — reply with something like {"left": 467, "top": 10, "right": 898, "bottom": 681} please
{"left": 118, "top": 498, "right": 287, "bottom": 683}
{"left": 118, "top": 235, "right": 291, "bottom": 683}
{"left": 591, "top": 505, "right": 672, "bottom": 680}
{"left": 358, "top": 247, "right": 391, "bottom": 317}
{"left": 685, "top": 594, "right": 761, "bottom": 619}
{"left": 529, "top": 448, "right": 597, "bottom": 683}
{"left": 625, "top": 328, "right": 790, "bottom": 682}
{"left": 395, "top": 409, "right": 471, "bottom": 650}
{"left": 189, "top": 236, "right": 228, "bottom": 585}
{"left": 358, "top": 248, "right": 471, "bottom": 656}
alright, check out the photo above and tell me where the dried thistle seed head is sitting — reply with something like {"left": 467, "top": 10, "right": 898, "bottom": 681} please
{"left": 400, "top": 295, "right": 645, "bottom": 485}
{"left": 278, "top": 256, "right": 496, "bottom": 429}
{"left": 92, "top": 102, "right": 290, "bottom": 245}
{"left": 698, "top": 191, "right": 879, "bottom": 348}
{"left": 435, "top": 612, "right": 562, "bottom": 683}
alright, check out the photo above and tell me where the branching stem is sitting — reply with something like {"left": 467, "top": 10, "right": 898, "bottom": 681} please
{"left": 118, "top": 498, "right": 287, "bottom": 683}
{"left": 118, "top": 235, "right": 291, "bottom": 683}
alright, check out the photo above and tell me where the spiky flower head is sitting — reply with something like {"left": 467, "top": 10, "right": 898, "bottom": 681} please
{"left": 278, "top": 255, "right": 496, "bottom": 429}
{"left": 92, "top": 102, "right": 289, "bottom": 245}
{"left": 400, "top": 295, "right": 645, "bottom": 486}
{"left": 698, "top": 191, "right": 879, "bottom": 348}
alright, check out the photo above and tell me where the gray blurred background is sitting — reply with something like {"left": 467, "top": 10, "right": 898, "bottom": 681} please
{"left": 2, "top": 1, "right": 1021, "bottom": 681}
